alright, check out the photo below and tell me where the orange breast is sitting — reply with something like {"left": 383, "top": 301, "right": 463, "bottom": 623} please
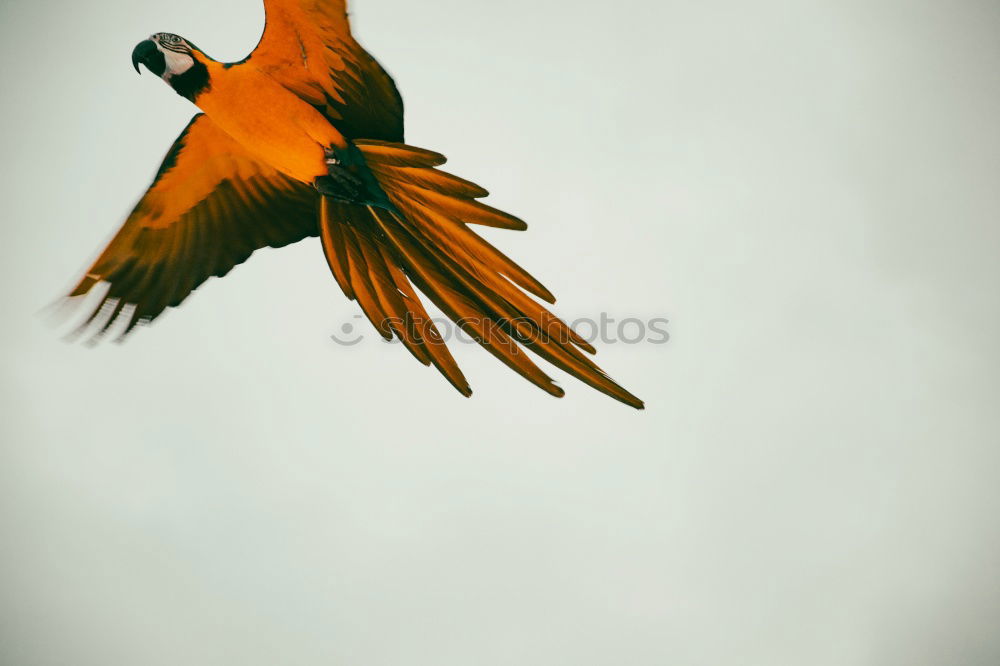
{"left": 195, "top": 62, "right": 346, "bottom": 184}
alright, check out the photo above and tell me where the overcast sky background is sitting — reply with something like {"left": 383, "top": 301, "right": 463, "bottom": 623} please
{"left": 1, "top": 0, "right": 999, "bottom": 664}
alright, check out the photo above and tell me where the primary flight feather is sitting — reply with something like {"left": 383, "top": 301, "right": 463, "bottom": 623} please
{"left": 68, "top": 0, "right": 645, "bottom": 409}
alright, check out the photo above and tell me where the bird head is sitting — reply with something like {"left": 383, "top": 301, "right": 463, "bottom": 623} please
{"left": 131, "top": 33, "right": 210, "bottom": 100}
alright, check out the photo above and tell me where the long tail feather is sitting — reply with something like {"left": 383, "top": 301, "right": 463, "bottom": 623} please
{"left": 317, "top": 141, "right": 644, "bottom": 409}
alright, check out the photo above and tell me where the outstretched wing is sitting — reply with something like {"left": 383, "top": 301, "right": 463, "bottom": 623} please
{"left": 245, "top": 0, "right": 404, "bottom": 141}
{"left": 68, "top": 114, "right": 318, "bottom": 339}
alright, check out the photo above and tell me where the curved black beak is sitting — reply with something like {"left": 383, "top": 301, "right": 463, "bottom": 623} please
{"left": 131, "top": 40, "right": 165, "bottom": 76}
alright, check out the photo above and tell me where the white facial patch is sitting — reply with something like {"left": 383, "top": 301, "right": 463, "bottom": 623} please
{"left": 161, "top": 49, "right": 194, "bottom": 79}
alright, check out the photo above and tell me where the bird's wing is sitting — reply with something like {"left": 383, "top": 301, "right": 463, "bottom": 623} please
{"left": 246, "top": 0, "right": 404, "bottom": 141}
{"left": 67, "top": 113, "right": 318, "bottom": 340}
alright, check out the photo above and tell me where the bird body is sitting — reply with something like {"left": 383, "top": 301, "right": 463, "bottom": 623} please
{"left": 193, "top": 60, "right": 346, "bottom": 183}
{"left": 70, "top": 0, "right": 645, "bottom": 409}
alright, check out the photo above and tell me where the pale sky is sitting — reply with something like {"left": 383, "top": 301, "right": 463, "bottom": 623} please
{"left": 2, "top": 0, "right": 999, "bottom": 664}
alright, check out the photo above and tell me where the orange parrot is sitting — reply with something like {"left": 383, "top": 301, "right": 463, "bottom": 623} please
{"left": 68, "top": 0, "right": 644, "bottom": 409}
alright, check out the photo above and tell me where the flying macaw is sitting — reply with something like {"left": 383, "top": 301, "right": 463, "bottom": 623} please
{"left": 68, "top": 0, "right": 644, "bottom": 409}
